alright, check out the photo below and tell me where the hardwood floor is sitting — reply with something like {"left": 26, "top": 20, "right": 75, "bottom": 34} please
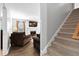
{"left": 7, "top": 39, "right": 40, "bottom": 56}
{"left": 0, "top": 50, "right": 2, "bottom": 56}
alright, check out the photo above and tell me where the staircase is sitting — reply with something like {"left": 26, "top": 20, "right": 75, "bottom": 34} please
{"left": 44, "top": 8, "right": 79, "bottom": 56}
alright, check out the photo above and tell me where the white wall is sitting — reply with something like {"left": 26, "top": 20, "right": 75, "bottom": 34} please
{"left": 47, "top": 3, "right": 74, "bottom": 43}
{"left": 40, "top": 3, "right": 47, "bottom": 51}
{"left": 0, "top": 18, "right": 1, "bottom": 50}
{"left": 0, "top": 31, "right": 1, "bottom": 50}
{"left": 0, "top": 3, "right": 2, "bottom": 17}
{"left": 0, "top": 3, "right": 2, "bottom": 30}
{"left": 0, "top": 17, "right": 2, "bottom": 30}
{"left": 41, "top": 3, "right": 74, "bottom": 51}
{"left": 74, "top": 3, "right": 79, "bottom": 9}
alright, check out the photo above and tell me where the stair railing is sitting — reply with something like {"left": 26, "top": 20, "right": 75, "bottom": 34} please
{"left": 72, "top": 22, "right": 79, "bottom": 40}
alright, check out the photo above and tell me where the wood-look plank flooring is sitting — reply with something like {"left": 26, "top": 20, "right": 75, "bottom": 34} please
{"left": 7, "top": 39, "right": 40, "bottom": 56}
{"left": 0, "top": 50, "right": 3, "bottom": 56}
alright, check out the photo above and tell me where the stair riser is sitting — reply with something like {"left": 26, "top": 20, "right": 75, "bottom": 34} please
{"left": 65, "top": 22, "right": 78, "bottom": 24}
{"left": 67, "top": 16, "right": 79, "bottom": 20}
{"left": 70, "top": 13, "right": 79, "bottom": 15}
{"left": 71, "top": 12, "right": 79, "bottom": 14}
{"left": 69, "top": 13, "right": 79, "bottom": 16}
{"left": 71, "top": 10, "right": 79, "bottom": 13}
{"left": 66, "top": 20, "right": 79, "bottom": 23}
{"left": 70, "top": 15, "right": 79, "bottom": 17}
{"left": 71, "top": 14, "right": 79, "bottom": 16}
{"left": 67, "top": 17, "right": 79, "bottom": 21}
{"left": 62, "top": 25, "right": 76, "bottom": 28}
{"left": 70, "top": 12, "right": 79, "bottom": 15}
{"left": 60, "top": 29, "right": 75, "bottom": 33}
{"left": 55, "top": 38, "right": 79, "bottom": 49}
{"left": 58, "top": 33, "right": 73, "bottom": 38}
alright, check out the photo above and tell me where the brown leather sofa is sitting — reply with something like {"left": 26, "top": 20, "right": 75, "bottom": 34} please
{"left": 32, "top": 34, "right": 40, "bottom": 52}
{"left": 10, "top": 32, "right": 31, "bottom": 46}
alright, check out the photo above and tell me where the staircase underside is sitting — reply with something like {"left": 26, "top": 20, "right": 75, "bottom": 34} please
{"left": 44, "top": 8, "right": 79, "bottom": 56}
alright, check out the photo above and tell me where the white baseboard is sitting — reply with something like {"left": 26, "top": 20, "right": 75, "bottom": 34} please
{"left": 2, "top": 47, "right": 9, "bottom": 56}
{"left": 40, "top": 47, "right": 47, "bottom": 56}
{"left": 41, "top": 9, "right": 73, "bottom": 56}
{"left": 3, "top": 32, "right": 11, "bottom": 56}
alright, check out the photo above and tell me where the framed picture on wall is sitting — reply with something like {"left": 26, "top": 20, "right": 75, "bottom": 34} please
{"left": 29, "top": 21, "right": 37, "bottom": 27}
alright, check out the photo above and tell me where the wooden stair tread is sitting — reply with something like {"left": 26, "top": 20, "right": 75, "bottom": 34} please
{"left": 53, "top": 42, "right": 79, "bottom": 53}
{"left": 59, "top": 32, "right": 73, "bottom": 34}
{"left": 51, "top": 42, "right": 79, "bottom": 55}
{"left": 55, "top": 36, "right": 79, "bottom": 43}
{"left": 61, "top": 28, "right": 75, "bottom": 29}
{"left": 55, "top": 36, "right": 79, "bottom": 49}
{"left": 47, "top": 42, "right": 79, "bottom": 56}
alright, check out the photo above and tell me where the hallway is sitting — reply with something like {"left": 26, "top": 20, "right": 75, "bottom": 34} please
{"left": 44, "top": 8, "right": 79, "bottom": 56}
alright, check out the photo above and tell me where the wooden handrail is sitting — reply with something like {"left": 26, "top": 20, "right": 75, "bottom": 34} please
{"left": 72, "top": 22, "right": 79, "bottom": 40}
